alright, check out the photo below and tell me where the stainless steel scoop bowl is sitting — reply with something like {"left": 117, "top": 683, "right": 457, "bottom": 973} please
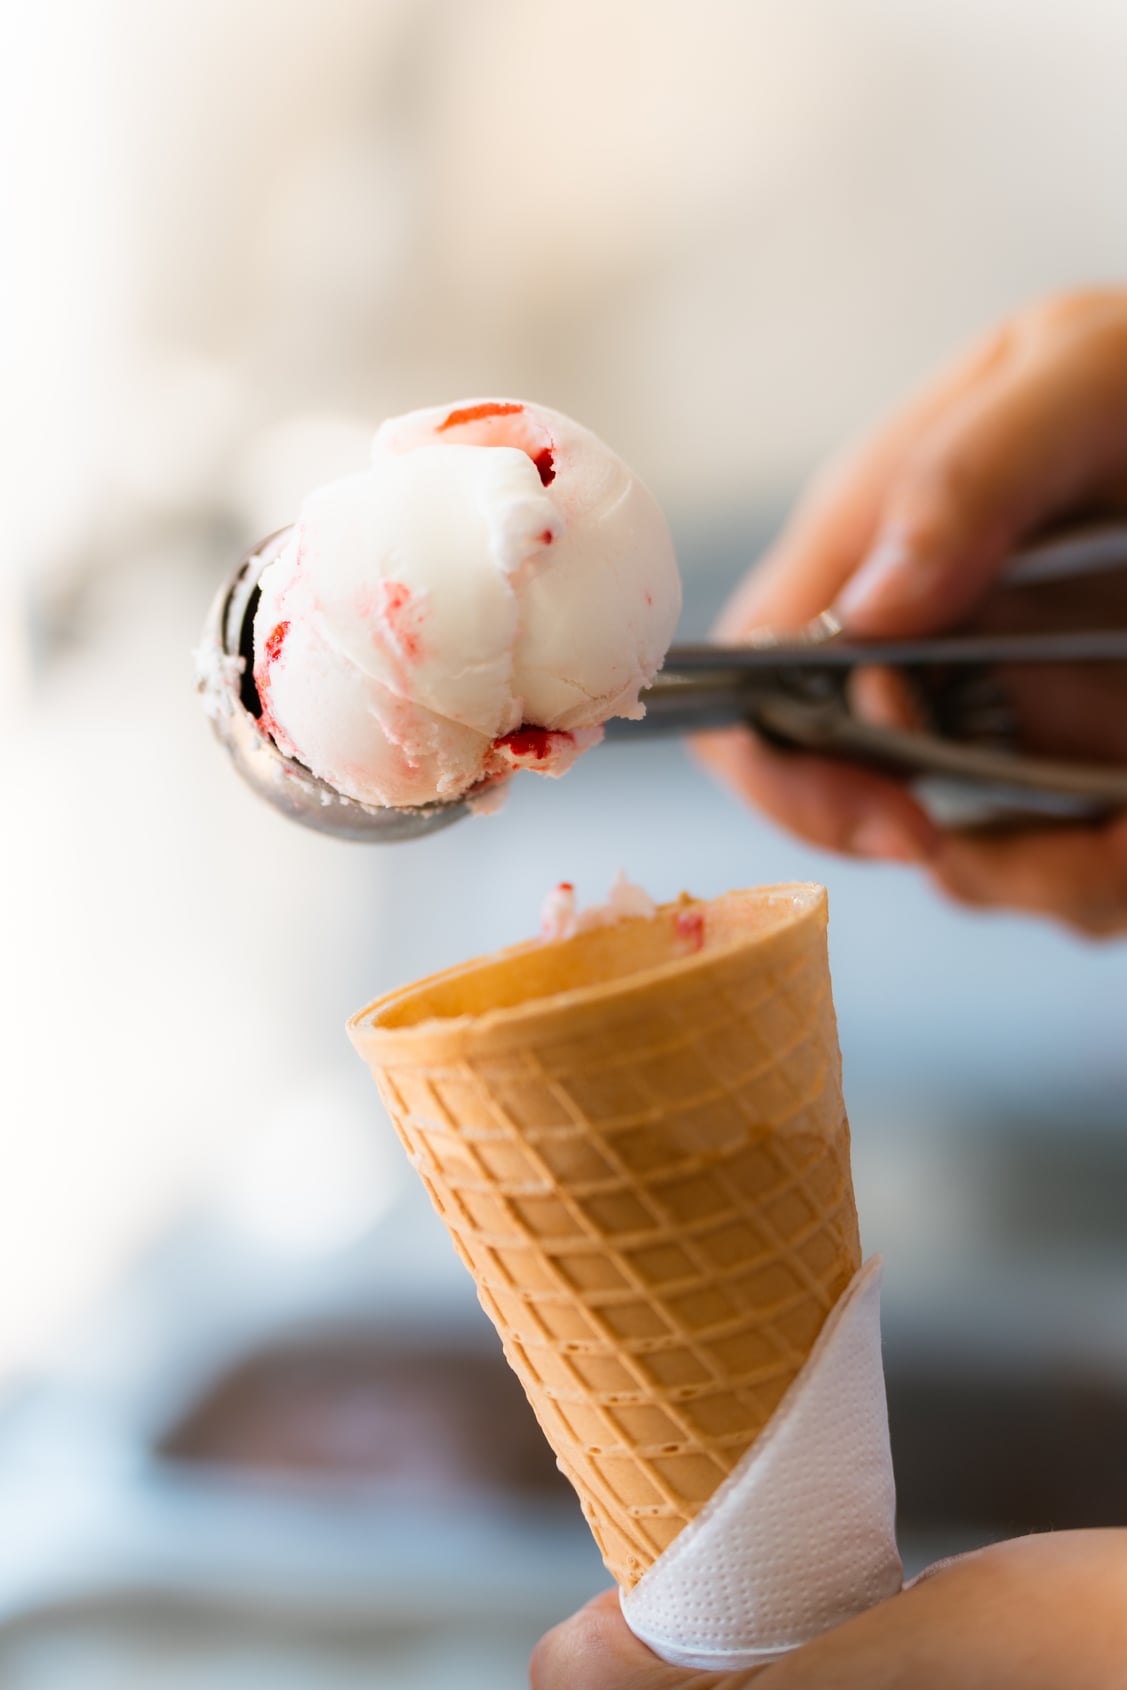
{"left": 197, "top": 523, "right": 1127, "bottom": 843}
{"left": 198, "top": 531, "right": 470, "bottom": 842}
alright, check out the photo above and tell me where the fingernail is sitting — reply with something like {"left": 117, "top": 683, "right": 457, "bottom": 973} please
{"left": 798, "top": 608, "right": 843, "bottom": 643}
{"left": 849, "top": 815, "right": 936, "bottom": 863}
{"left": 834, "top": 533, "right": 918, "bottom": 626}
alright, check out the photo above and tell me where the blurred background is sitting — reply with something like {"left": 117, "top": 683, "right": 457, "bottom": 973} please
{"left": 4, "top": 0, "right": 1127, "bottom": 1682}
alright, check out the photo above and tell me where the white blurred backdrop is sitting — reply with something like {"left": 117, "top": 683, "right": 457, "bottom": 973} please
{"left": 2, "top": 11, "right": 1127, "bottom": 1678}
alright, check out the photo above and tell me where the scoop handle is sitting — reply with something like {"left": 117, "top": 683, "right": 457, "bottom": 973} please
{"left": 611, "top": 519, "right": 1127, "bottom": 813}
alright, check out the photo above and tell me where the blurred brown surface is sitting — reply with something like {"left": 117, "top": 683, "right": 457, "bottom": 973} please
{"left": 888, "top": 1361, "right": 1127, "bottom": 1535}
{"left": 160, "top": 1335, "right": 571, "bottom": 1498}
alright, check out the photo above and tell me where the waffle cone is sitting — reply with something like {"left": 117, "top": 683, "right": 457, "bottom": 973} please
{"left": 348, "top": 883, "right": 860, "bottom": 1589}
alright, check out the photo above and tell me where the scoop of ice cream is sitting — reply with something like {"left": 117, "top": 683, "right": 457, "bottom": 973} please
{"left": 540, "top": 875, "right": 711, "bottom": 950}
{"left": 253, "top": 399, "right": 681, "bottom": 809}
{"left": 540, "top": 872, "right": 661, "bottom": 941}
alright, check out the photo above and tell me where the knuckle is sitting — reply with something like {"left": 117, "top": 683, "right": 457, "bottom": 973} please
{"left": 970, "top": 318, "right": 1019, "bottom": 376}
{"left": 528, "top": 1604, "right": 617, "bottom": 1690}
{"left": 1064, "top": 846, "right": 1127, "bottom": 938}
{"left": 1024, "top": 289, "right": 1094, "bottom": 334}
{"left": 932, "top": 874, "right": 984, "bottom": 912}
{"left": 1020, "top": 288, "right": 1127, "bottom": 355}
{"left": 897, "top": 441, "right": 985, "bottom": 530}
{"left": 528, "top": 1626, "right": 566, "bottom": 1690}
{"left": 1065, "top": 902, "right": 1127, "bottom": 941}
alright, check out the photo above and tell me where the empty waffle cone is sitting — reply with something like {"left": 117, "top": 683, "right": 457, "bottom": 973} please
{"left": 348, "top": 884, "right": 861, "bottom": 1589}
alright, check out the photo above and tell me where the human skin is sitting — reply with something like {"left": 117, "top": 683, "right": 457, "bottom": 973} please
{"left": 529, "top": 1530, "right": 1127, "bottom": 1690}
{"left": 694, "top": 291, "right": 1127, "bottom": 937}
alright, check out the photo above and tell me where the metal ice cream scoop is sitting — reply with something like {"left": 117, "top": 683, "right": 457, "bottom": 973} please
{"left": 197, "top": 521, "right": 1127, "bottom": 842}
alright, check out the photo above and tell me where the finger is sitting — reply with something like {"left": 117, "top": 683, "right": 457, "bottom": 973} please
{"left": 705, "top": 326, "right": 1014, "bottom": 844}
{"left": 718, "top": 324, "right": 1015, "bottom": 636}
{"left": 845, "top": 666, "right": 930, "bottom": 735}
{"left": 692, "top": 730, "right": 940, "bottom": 862}
{"left": 930, "top": 813, "right": 1127, "bottom": 937}
{"left": 1000, "top": 662, "right": 1127, "bottom": 765}
{"left": 530, "top": 1590, "right": 734, "bottom": 1690}
{"left": 758, "top": 1529, "right": 1127, "bottom": 1690}
{"left": 837, "top": 305, "right": 1127, "bottom": 636}
{"left": 529, "top": 1591, "right": 668, "bottom": 1690}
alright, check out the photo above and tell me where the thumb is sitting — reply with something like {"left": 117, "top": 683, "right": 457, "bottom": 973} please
{"left": 834, "top": 333, "right": 1127, "bottom": 637}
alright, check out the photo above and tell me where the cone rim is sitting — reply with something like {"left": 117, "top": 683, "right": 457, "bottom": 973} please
{"left": 348, "top": 881, "right": 827, "bottom": 1051}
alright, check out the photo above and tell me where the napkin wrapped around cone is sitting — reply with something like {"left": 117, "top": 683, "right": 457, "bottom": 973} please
{"left": 349, "top": 884, "right": 900, "bottom": 1664}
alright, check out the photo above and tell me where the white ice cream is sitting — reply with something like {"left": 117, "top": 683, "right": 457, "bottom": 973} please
{"left": 540, "top": 872, "right": 659, "bottom": 940}
{"left": 253, "top": 399, "right": 681, "bottom": 808}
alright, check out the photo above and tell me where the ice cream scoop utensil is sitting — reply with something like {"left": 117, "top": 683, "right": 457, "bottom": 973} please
{"left": 199, "top": 522, "right": 1127, "bottom": 839}
{"left": 198, "top": 536, "right": 470, "bottom": 841}
{"left": 627, "top": 520, "right": 1127, "bottom": 816}
{"left": 622, "top": 627, "right": 1127, "bottom": 811}
{"left": 628, "top": 654, "right": 1127, "bottom": 809}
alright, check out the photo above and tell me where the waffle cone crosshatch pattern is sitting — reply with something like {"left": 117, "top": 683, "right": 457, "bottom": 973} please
{"left": 349, "top": 886, "right": 861, "bottom": 1588}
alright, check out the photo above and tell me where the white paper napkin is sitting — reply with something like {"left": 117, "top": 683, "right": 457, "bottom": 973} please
{"left": 620, "top": 1257, "right": 901, "bottom": 1670}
